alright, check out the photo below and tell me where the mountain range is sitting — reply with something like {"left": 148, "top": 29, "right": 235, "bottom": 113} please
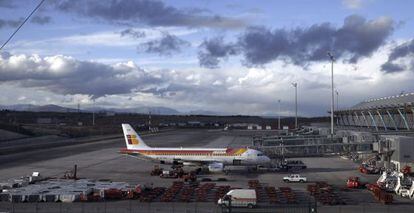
{"left": 0, "top": 104, "right": 227, "bottom": 116}
{"left": 0, "top": 104, "right": 292, "bottom": 117}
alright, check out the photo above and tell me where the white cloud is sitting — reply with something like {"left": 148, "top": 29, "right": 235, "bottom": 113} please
{"left": 1, "top": 41, "right": 414, "bottom": 116}
{"left": 342, "top": 0, "right": 364, "bottom": 9}
{"left": 11, "top": 27, "right": 197, "bottom": 48}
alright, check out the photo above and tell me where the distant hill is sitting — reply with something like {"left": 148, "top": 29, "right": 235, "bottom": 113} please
{"left": 0, "top": 104, "right": 78, "bottom": 112}
{"left": 33, "top": 104, "right": 78, "bottom": 112}
{"left": 0, "top": 104, "right": 272, "bottom": 116}
{"left": 92, "top": 106, "right": 181, "bottom": 115}
{"left": 186, "top": 110, "right": 226, "bottom": 116}
{"left": 0, "top": 104, "right": 180, "bottom": 115}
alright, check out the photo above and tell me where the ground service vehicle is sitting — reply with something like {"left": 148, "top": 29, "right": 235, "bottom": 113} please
{"left": 283, "top": 174, "right": 307, "bottom": 183}
{"left": 217, "top": 189, "right": 257, "bottom": 208}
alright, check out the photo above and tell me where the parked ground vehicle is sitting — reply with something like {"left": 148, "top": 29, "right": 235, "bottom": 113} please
{"left": 347, "top": 176, "right": 362, "bottom": 188}
{"left": 283, "top": 174, "right": 307, "bottom": 183}
{"left": 217, "top": 189, "right": 257, "bottom": 208}
{"left": 159, "top": 170, "right": 178, "bottom": 178}
{"left": 281, "top": 160, "right": 307, "bottom": 171}
{"left": 359, "top": 163, "right": 380, "bottom": 174}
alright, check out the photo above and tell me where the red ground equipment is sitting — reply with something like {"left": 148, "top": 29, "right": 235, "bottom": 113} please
{"left": 359, "top": 163, "right": 380, "bottom": 174}
{"left": 346, "top": 177, "right": 361, "bottom": 188}
{"left": 401, "top": 166, "right": 412, "bottom": 175}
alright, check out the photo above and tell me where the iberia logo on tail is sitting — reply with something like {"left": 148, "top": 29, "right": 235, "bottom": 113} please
{"left": 127, "top": 135, "right": 139, "bottom": 145}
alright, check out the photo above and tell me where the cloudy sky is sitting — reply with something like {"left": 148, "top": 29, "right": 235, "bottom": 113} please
{"left": 0, "top": 0, "right": 413, "bottom": 116}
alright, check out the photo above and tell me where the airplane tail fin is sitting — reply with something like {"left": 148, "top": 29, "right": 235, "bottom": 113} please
{"left": 122, "top": 124, "right": 150, "bottom": 150}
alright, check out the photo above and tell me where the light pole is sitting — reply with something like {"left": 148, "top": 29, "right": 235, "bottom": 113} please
{"left": 92, "top": 99, "right": 95, "bottom": 126}
{"left": 291, "top": 82, "right": 298, "bottom": 129}
{"left": 335, "top": 90, "right": 339, "bottom": 125}
{"left": 148, "top": 110, "right": 152, "bottom": 132}
{"left": 278, "top": 99, "right": 281, "bottom": 130}
{"left": 328, "top": 52, "right": 335, "bottom": 138}
{"left": 335, "top": 90, "right": 339, "bottom": 111}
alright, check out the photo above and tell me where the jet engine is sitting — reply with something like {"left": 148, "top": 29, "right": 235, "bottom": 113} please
{"left": 208, "top": 162, "right": 224, "bottom": 173}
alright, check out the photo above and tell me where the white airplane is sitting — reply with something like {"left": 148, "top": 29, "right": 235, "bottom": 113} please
{"left": 120, "top": 124, "right": 271, "bottom": 172}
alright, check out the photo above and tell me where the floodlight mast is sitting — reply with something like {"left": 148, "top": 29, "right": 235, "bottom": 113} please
{"left": 278, "top": 99, "right": 281, "bottom": 129}
{"left": 328, "top": 52, "right": 335, "bottom": 138}
{"left": 291, "top": 82, "right": 298, "bottom": 129}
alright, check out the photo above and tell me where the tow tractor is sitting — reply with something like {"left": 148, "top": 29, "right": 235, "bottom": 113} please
{"left": 359, "top": 163, "right": 380, "bottom": 174}
{"left": 347, "top": 176, "right": 362, "bottom": 188}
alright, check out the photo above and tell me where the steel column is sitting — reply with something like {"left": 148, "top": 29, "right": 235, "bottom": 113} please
{"left": 386, "top": 110, "right": 398, "bottom": 130}
{"left": 376, "top": 110, "right": 387, "bottom": 131}
{"left": 340, "top": 114, "right": 347, "bottom": 126}
{"left": 354, "top": 112, "right": 362, "bottom": 127}
{"left": 367, "top": 111, "right": 378, "bottom": 131}
{"left": 397, "top": 108, "right": 410, "bottom": 130}
{"left": 344, "top": 114, "right": 350, "bottom": 126}
{"left": 361, "top": 111, "right": 370, "bottom": 128}
{"left": 411, "top": 107, "right": 414, "bottom": 129}
{"left": 346, "top": 115, "right": 355, "bottom": 126}
{"left": 349, "top": 112, "right": 356, "bottom": 126}
{"left": 346, "top": 113, "right": 352, "bottom": 126}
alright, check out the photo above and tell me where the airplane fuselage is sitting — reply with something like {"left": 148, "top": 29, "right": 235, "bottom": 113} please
{"left": 120, "top": 147, "right": 270, "bottom": 166}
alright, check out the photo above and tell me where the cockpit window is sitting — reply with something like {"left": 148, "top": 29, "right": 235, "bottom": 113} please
{"left": 257, "top": 153, "right": 264, "bottom": 156}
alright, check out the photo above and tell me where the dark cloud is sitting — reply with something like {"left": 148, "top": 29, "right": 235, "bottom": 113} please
{"left": 335, "top": 15, "right": 394, "bottom": 63}
{"left": 0, "top": 0, "right": 15, "bottom": 8}
{"left": 0, "top": 52, "right": 228, "bottom": 103}
{"left": 0, "top": 53, "right": 165, "bottom": 98}
{"left": 388, "top": 40, "right": 414, "bottom": 61}
{"left": 120, "top": 28, "right": 146, "bottom": 39}
{"left": 381, "top": 39, "right": 414, "bottom": 73}
{"left": 199, "top": 15, "right": 394, "bottom": 68}
{"left": 55, "top": 0, "right": 246, "bottom": 29}
{"left": 381, "top": 62, "right": 405, "bottom": 73}
{"left": 0, "top": 18, "right": 21, "bottom": 28}
{"left": 31, "top": 16, "right": 52, "bottom": 25}
{"left": 198, "top": 37, "right": 239, "bottom": 68}
{"left": 138, "top": 33, "right": 190, "bottom": 56}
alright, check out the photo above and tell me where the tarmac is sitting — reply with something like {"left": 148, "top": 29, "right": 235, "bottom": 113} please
{"left": 0, "top": 129, "right": 413, "bottom": 212}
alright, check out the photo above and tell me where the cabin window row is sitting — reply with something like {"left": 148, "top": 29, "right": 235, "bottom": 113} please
{"left": 146, "top": 153, "right": 240, "bottom": 156}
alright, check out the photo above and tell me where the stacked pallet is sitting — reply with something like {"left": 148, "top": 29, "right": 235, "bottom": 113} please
{"left": 265, "top": 186, "right": 278, "bottom": 203}
{"left": 139, "top": 187, "right": 166, "bottom": 202}
{"left": 160, "top": 181, "right": 184, "bottom": 202}
{"left": 194, "top": 183, "right": 215, "bottom": 202}
{"left": 366, "top": 183, "right": 393, "bottom": 204}
{"left": 307, "top": 182, "right": 345, "bottom": 205}
{"left": 179, "top": 185, "right": 195, "bottom": 202}
{"left": 279, "top": 187, "right": 297, "bottom": 204}
{"left": 248, "top": 180, "right": 267, "bottom": 203}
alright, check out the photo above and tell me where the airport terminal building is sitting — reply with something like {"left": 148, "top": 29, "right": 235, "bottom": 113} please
{"left": 334, "top": 93, "right": 414, "bottom": 131}
{"left": 333, "top": 93, "right": 414, "bottom": 171}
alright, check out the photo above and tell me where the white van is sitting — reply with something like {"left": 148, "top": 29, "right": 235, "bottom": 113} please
{"left": 218, "top": 189, "right": 257, "bottom": 208}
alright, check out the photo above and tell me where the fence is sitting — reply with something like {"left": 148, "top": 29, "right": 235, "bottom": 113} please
{"left": 0, "top": 201, "right": 316, "bottom": 213}
{"left": 2, "top": 201, "right": 410, "bottom": 213}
